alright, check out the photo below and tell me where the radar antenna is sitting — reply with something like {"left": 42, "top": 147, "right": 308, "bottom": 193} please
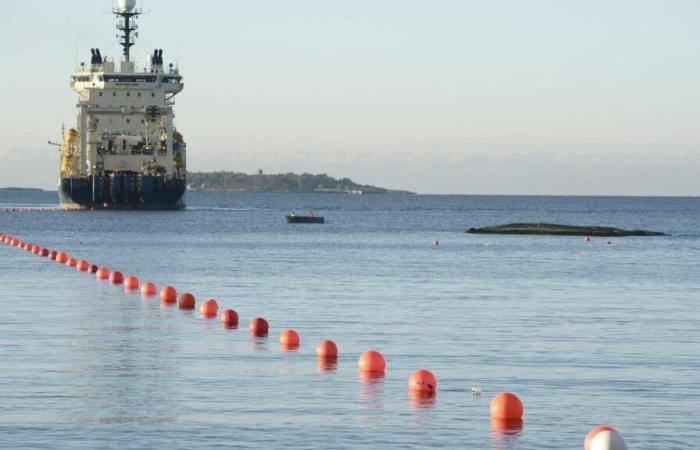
{"left": 113, "top": 1, "right": 141, "bottom": 61}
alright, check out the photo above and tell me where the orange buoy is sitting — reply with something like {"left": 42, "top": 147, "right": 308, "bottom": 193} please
{"left": 89, "top": 264, "right": 98, "bottom": 274}
{"left": 141, "top": 282, "right": 157, "bottom": 296}
{"left": 77, "top": 260, "right": 90, "bottom": 272}
{"left": 199, "top": 299, "right": 218, "bottom": 316}
{"left": 32, "top": 246, "right": 42, "bottom": 255}
{"left": 48, "top": 251, "right": 57, "bottom": 260}
{"left": 96, "top": 267, "right": 110, "bottom": 280}
{"left": 316, "top": 340, "right": 338, "bottom": 358}
{"left": 178, "top": 293, "right": 196, "bottom": 310}
{"left": 124, "top": 276, "right": 140, "bottom": 290}
{"left": 249, "top": 317, "right": 269, "bottom": 335}
{"left": 280, "top": 329, "right": 300, "bottom": 346}
{"left": 585, "top": 426, "right": 627, "bottom": 450}
{"left": 584, "top": 235, "right": 592, "bottom": 242}
{"left": 103, "top": 202, "right": 109, "bottom": 209}
{"left": 490, "top": 392, "right": 524, "bottom": 420}
{"left": 40, "top": 248, "right": 49, "bottom": 257}
{"left": 109, "top": 271, "right": 124, "bottom": 284}
{"left": 220, "top": 309, "right": 239, "bottom": 325}
{"left": 66, "top": 258, "right": 78, "bottom": 267}
{"left": 56, "top": 252, "right": 69, "bottom": 264}
{"left": 408, "top": 369, "right": 437, "bottom": 394}
{"left": 358, "top": 350, "right": 386, "bottom": 373}
{"left": 160, "top": 286, "right": 177, "bottom": 303}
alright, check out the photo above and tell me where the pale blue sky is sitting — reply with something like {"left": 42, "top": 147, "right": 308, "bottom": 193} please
{"left": 1, "top": 0, "right": 698, "bottom": 194}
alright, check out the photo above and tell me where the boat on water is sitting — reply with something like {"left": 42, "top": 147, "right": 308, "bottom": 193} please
{"left": 56, "top": 0, "right": 186, "bottom": 210}
{"left": 285, "top": 213, "right": 325, "bottom": 224}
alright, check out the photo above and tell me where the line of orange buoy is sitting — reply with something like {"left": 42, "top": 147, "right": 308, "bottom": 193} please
{"left": 0, "top": 231, "right": 630, "bottom": 446}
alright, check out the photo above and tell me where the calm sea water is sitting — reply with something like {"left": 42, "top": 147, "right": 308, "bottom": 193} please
{"left": 1, "top": 191, "right": 698, "bottom": 449}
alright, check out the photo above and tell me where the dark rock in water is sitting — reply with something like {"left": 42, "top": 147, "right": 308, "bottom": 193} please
{"left": 466, "top": 223, "right": 666, "bottom": 237}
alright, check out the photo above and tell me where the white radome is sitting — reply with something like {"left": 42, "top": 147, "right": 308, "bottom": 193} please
{"left": 118, "top": 0, "right": 137, "bottom": 11}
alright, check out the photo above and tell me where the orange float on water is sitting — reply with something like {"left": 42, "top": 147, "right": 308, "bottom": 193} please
{"left": 141, "top": 282, "right": 157, "bottom": 296}
{"left": 160, "top": 286, "right": 177, "bottom": 303}
{"left": 76, "top": 260, "right": 90, "bottom": 272}
{"left": 490, "top": 392, "right": 524, "bottom": 420}
{"left": 585, "top": 426, "right": 627, "bottom": 450}
{"left": 280, "top": 329, "right": 300, "bottom": 346}
{"left": 316, "top": 340, "right": 338, "bottom": 358}
{"left": 358, "top": 350, "right": 386, "bottom": 373}
{"left": 56, "top": 252, "right": 69, "bottom": 264}
{"left": 40, "top": 248, "right": 50, "bottom": 257}
{"left": 95, "top": 267, "right": 110, "bottom": 280}
{"left": 178, "top": 293, "right": 196, "bottom": 309}
{"left": 32, "top": 246, "right": 42, "bottom": 255}
{"left": 249, "top": 317, "right": 269, "bottom": 335}
{"left": 109, "top": 271, "right": 124, "bottom": 284}
{"left": 408, "top": 369, "right": 437, "bottom": 394}
{"left": 48, "top": 251, "right": 57, "bottom": 260}
{"left": 220, "top": 309, "right": 239, "bottom": 325}
{"left": 124, "top": 276, "right": 140, "bottom": 290}
{"left": 66, "top": 258, "right": 78, "bottom": 267}
{"left": 89, "top": 264, "right": 98, "bottom": 274}
{"left": 199, "top": 299, "right": 218, "bottom": 316}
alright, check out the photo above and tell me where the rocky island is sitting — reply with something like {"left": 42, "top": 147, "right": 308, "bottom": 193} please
{"left": 466, "top": 223, "right": 666, "bottom": 237}
{"left": 186, "top": 171, "right": 413, "bottom": 194}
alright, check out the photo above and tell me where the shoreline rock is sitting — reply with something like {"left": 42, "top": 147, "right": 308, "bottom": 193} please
{"left": 466, "top": 223, "right": 666, "bottom": 237}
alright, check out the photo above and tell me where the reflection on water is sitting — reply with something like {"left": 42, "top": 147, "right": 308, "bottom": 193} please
{"left": 409, "top": 391, "right": 437, "bottom": 410}
{"left": 221, "top": 322, "right": 238, "bottom": 331}
{"left": 490, "top": 418, "right": 524, "bottom": 450}
{"left": 316, "top": 356, "right": 338, "bottom": 373}
{"left": 279, "top": 343, "right": 299, "bottom": 352}
{"left": 358, "top": 372, "right": 385, "bottom": 409}
{"left": 250, "top": 336, "right": 268, "bottom": 352}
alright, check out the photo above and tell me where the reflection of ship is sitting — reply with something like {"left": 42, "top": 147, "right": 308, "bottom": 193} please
{"left": 57, "top": 0, "right": 186, "bottom": 210}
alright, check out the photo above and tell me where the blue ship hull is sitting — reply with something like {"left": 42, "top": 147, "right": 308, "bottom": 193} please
{"left": 59, "top": 175, "right": 186, "bottom": 210}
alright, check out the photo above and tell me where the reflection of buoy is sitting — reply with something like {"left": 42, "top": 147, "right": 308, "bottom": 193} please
{"left": 179, "top": 293, "right": 196, "bottom": 309}
{"left": 160, "top": 286, "right": 177, "bottom": 303}
{"left": 96, "top": 267, "right": 110, "bottom": 280}
{"left": 124, "top": 276, "right": 139, "bottom": 290}
{"left": 199, "top": 299, "right": 218, "bottom": 316}
{"left": 358, "top": 350, "right": 385, "bottom": 373}
{"left": 249, "top": 317, "right": 269, "bottom": 335}
{"left": 408, "top": 369, "right": 437, "bottom": 393}
{"left": 220, "top": 309, "right": 239, "bottom": 325}
{"left": 279, "top": 329, "right": 300, "bottom": 346}
{"left": 490, "top": 392, "right": 523, "bottom": 420}
{"left": 316, "top": 340, "right": 338, "bottom": 358}
{"left": 585, "top": 426, "right": 627, "bottom": 450}
{"left": 141, "top": 282, "right": 157, "bottom": 296}
{"left": 490, "top": 418, "right": 524, "bottom": 438}
{"left": 109, "top": 271, "right": 124, "bottom": 284}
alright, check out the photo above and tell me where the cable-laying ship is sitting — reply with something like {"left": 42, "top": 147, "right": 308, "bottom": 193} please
{"left": 57, "top": 0, "right": 186, "bottom": 209}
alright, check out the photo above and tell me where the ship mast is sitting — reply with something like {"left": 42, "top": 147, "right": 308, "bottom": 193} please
{"left": 114, "top": 1, "right": 141, "bottom": 61}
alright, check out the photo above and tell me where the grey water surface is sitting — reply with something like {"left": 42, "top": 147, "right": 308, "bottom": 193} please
{"left": 1, "top": 191, "right": 698, "bottom": 449}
